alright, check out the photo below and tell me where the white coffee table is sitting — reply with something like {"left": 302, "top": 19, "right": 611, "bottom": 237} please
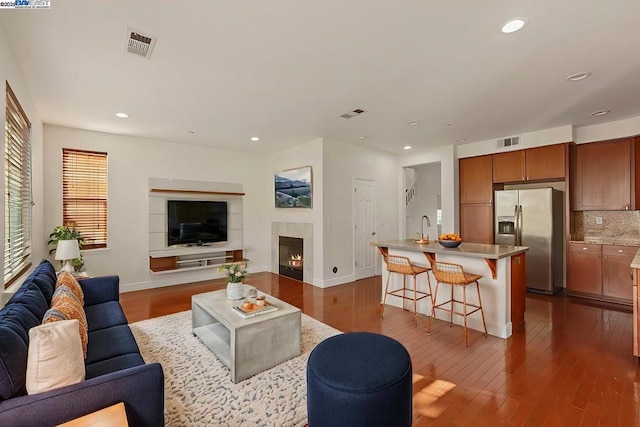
{"left": 191, "top": 286, "right": 301, "bottom": 383}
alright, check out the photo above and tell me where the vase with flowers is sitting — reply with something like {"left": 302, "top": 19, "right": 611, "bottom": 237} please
{"left": 219, "top": 262, "right": 247, "bottom": 300}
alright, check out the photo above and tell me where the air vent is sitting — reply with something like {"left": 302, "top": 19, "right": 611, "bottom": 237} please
{"left": 124, "top": 27, "right": 157, "bottom": 59}
{"left": 340, "top": 108, "right": 367, "bottom": 119}
{"left": 496, "top": 136, "right": 520, "bottom": 148}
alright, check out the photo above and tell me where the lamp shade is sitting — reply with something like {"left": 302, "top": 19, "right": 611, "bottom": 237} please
{"left": 55, "top": 240, "right": 81, "bottom": 261}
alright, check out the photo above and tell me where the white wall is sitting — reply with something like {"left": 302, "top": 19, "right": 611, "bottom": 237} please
{"left": 0, "top": 24, "right": 45, "bottom": 300}
{"left": 322, "top": 139, "right": 398, "bottom": 286}
{"left": 400, "top": 145, "right": 457, "bottom": 237}
{"left": 405, "top": 162, "right": 440, "bottom": 240}
{"left": 267, "top": 138, "right": 324, "bottom": 286}
{"left": 43, "top": 125, "right": 270, "bottom": 292}
{"left": 457, "top": 125, "right": 573, "bottom": 159}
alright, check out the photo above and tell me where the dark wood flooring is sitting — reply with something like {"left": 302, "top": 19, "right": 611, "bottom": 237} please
{"left": 120, "top": 272, "right": 640, "bottom": 426}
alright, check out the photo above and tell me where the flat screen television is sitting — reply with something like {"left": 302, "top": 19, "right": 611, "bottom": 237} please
{"left": 167, "top": 200, "right": 228, "bottom": 246}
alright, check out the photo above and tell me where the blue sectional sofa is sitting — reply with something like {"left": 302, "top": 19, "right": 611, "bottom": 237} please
{"left": 0, "top": 260, "right": 164, "bottom": 426}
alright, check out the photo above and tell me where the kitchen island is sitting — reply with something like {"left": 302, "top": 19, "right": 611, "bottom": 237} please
{"left": 374, "top": 240, "right": 528, "bottom": 339}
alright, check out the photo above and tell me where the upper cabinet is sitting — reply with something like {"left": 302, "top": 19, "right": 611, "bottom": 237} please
{"left": 459, "top": 155, "right": 493, "bottom": 204}
{"left": 571, "top": 137, "right": 637, "bottom": 211}
{"left": 493, "top": 143, "right": 567, "bottom": 183}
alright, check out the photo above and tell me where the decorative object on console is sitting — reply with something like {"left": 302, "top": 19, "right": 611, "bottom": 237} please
{"left": 219, "top": 263, "right": 247, "bottom": 300}
{"left": 275, "top": 166, "right": 312, "bottom": 208}
{"left": 55, "top": 240, "right": 82, "bottom": 274}
{"left": 49, "top": 224, "right": 84, "bottom": 271}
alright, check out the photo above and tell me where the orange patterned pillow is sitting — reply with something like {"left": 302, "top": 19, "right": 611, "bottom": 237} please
{"left": 55, "top": 271, "right": 84, "bottom": 305}
{"left": 43, "top": 288, "right": 88, "bottom": 358}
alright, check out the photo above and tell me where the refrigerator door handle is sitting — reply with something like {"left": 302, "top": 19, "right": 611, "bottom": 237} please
{"left": 516, "top": 205, "right": 523, "bottom": 246}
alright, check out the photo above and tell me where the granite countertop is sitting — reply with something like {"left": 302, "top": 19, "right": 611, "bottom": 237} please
{"left": 373, "top": 239, "right": 528, "bottom": 260}
{"left": 569, "top": 239, "right": 640, "bottom": 247}
{"left": 631, "top": 249, "right": 640, "bottom": 270}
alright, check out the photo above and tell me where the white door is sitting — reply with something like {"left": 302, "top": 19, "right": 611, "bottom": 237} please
{"left": 354, "top": 178, "right": 377, "bottom": 280}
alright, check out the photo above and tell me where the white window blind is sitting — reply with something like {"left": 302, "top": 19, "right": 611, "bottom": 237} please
{"left": 4, "top": 82, "right": 32, "bottom": 288}
{"left": 62, "top": 149, "right": 108, "bottom": 249}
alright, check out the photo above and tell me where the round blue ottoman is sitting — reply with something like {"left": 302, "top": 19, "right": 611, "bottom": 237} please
{"left": 306, "top": 332, "right": 412, "bottom": 427}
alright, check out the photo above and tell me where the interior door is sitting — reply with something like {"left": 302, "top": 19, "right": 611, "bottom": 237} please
{"left": 354, "top": 178, "right": 376, "bottom": 280}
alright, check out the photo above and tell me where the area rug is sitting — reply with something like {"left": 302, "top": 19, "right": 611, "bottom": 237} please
{"left": 130, "top": 310, "right": 341, "bottom": 427}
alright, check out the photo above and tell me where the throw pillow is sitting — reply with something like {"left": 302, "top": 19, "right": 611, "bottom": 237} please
{"left": 55, "top": 271, "right": 84, "bottom": 305}
{"left": 43, "top": 293, "right": 89, "bottom": 358}
{"left": 26, "top": 319, "right": 85, "bottom": 394}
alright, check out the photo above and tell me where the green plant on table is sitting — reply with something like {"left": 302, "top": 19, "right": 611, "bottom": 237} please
{"left": 218, "top": 263, "right": 247, "bottom": 283}
{"left": 48, "top": 224, "right": 84, "bottom": 269}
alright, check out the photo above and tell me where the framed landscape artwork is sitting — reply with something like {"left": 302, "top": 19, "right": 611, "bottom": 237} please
{"left": 274, "top": 166, "right": 312, "bottom": 208}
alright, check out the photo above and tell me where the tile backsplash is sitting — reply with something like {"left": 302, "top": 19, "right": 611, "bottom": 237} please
{"left": 572, "top": 210, "right": 640, "bottom": 245}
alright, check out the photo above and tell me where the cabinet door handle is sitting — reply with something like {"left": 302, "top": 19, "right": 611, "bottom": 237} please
{"left": 618, "top": 250, "right": 624, "bottom": 253}
{"left": 582, "top": 247, "right": 587, "bottom": 250}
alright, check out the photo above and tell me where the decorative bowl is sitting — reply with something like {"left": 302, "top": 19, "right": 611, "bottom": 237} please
{"left": 438, "top": 239, "right": 462, "bottom": 248}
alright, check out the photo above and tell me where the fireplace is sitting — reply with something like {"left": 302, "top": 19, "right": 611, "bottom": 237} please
{"left": 279, "top": 236, "right": 303, "bottom": 281}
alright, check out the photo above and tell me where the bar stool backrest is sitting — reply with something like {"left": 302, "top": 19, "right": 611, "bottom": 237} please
{"left": 432, "top": 261, "right": 467, "bottom": 284}
{"left": 383, "top": 255, "right": 418, "bottom": 275}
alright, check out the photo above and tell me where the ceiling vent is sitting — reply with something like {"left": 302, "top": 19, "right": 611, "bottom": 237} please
{"left": 340, "top": 109, "right": 367, "bottom": 119}
{"left": 124, "top": 27, "right": 157, "bottom": 59}
{"left": 496, "top": 136, "right": 520, "bottom": 148}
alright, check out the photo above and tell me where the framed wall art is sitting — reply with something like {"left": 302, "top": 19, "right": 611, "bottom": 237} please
{"left": 274, "top": 166, "right": 312, "bottom": 208}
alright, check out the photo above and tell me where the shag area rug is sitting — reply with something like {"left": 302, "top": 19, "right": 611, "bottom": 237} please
{"left": 130, "top": 310, "right": 341, "bottom": 426}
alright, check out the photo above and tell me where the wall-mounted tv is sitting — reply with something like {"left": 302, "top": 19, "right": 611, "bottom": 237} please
{"left": 167, "top": 200, "right": 228, "bottom": 246}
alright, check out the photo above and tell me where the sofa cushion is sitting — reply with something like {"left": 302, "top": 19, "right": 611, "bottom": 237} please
{"left": 43, "top": 289, "right": 89, "bottom": 358}
{"left": 29, "top": 260, "right": 57, "bottom": 304}
{"left": 85, "top": 353, "right": 145, "bottom": 379}
{"left": 0, "top": 304, "right": 41, "bottom": 345}
{"left": 5, "top": 283, "right": 48, "bottom": 320}
{"left": 55, "top": 271, "right": 84, "bottom": 305}
{"left": 0, "top": 326, "right": 28, "bottom": 400}
{"left": 84, "top": 302, "right": 128, "bottom": 332}
{"left": 26, "top": 320, "right": 85, "bottom": 394}
{"left": 85, "top": 325, "right": 140, "bottom": 365}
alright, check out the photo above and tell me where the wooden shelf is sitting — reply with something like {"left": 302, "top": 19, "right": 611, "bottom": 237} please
{"left": 149, "top": 249, "right": 246, "bottom": 274}
{"left": 150, "top": 188, "right": 245, "bottom": 196}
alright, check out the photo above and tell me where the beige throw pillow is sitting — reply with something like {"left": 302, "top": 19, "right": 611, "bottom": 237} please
{"left": 26, "top": 319, "right": 85, "bottom": 394}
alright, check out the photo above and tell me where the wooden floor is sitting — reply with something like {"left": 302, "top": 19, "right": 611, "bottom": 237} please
{"left": 120, "top": 272, "right": 640, "bottom": 426}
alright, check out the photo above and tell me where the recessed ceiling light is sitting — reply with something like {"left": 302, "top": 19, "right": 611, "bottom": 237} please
{"left": 359, "top": 136, "right": 368, "bottom": 141}
{"left": 456, "top": 139, "right": 467, "bottom": 143}
{"left": 566, "top": 72, "right": 591, "bottom": 82}
{"left": 250, "top": 137, "right": 260, "bottom": 142}
{"left": 500, "top": 18, "right": 527, "bottom": 34}
{"left": 115, "top": 112, "right": 129, "bottom": 118}
{"left": 408, "top": 121, "right": 420, "bottom": 126}
{"left": 403, "top": 145, "right": 412, "bottom": 150}
{"left": 590, "top": 110, "right": 610, "bottom": 116}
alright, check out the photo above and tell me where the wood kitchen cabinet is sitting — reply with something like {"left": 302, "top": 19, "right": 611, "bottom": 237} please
{"left": 460, "top": 155, "right": 493, "bottom": 204}
{"left": 568, "top": 242, "right": 636, "bottom": 305}
{"left": 571, "top": 138, "right": 635, "bottom": 210}
{"left": 603, "top": 245, "right": 635, "bottom": 301}
{"left": 492, "top": 143, "right": 566, "bottom": 183}
{"left": 568, "top": 242, "right": 602, "bottom": 295}
{"left": 460, "top": 203, "right": 493, "bottom": 244}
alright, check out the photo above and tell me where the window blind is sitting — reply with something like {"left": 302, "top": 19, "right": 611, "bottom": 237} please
{"left": 62, "top": 149, "right": 108, "bottom": 249}
{"left": 4, "top": 82, "right": 32, "bottom": 288}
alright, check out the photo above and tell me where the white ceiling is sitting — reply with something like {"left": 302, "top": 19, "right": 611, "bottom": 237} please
{"left": 2, "top": 0, "right": 640, "bottom": 154}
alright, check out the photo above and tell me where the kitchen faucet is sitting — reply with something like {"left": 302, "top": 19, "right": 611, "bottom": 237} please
{"left": 422, "top": 215, "right": 431, "bottom": 241}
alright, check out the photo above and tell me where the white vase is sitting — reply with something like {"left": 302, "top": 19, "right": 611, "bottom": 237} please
{"left": 227, "top": 282, "right": 244, "bottom": 300}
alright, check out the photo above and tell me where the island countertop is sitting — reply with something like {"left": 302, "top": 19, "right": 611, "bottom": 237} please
{"left": 373, "top": 239, "right": 528, "bottom": 259}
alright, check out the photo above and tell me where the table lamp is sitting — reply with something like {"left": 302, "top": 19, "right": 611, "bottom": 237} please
{"left": 55, "top": 240, "right": 81, "bottom": 274}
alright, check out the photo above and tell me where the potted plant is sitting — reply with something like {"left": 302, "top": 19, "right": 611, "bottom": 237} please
{"left": 218, "top": 262, "right": 247, "bottom": 300}
{"left": 49, "top": 224, "right": 84, "bottom": 271}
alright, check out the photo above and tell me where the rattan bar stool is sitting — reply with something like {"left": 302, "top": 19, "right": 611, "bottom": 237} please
{"left": 426, "top": 261, "right": 487, "bottom": 347}
{"left": 381, "top": 254, "right": 433, "bottom": 324}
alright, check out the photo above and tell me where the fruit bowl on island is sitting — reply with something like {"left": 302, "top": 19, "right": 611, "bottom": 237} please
{"left": 438, "top": 233, "right": 462, "bottom": 248}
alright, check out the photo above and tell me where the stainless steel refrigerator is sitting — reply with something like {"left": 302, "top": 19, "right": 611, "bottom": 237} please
{"left": 495, "top": 188, "right": 563, "bottom": 294}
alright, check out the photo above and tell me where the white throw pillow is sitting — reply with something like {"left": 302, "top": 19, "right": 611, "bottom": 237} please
{"left": 26, "top": 319, "right": 85, "bottom": 394}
